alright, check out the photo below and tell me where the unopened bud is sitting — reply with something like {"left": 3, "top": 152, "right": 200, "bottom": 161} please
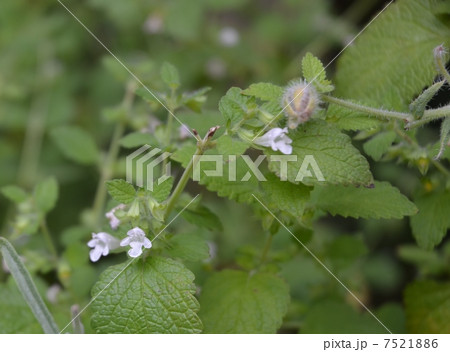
{"left": 281, "top": 80, "right": 320, "bottom": 129}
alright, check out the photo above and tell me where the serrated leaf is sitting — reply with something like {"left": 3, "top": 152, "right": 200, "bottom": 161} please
{"left": 326, "top": 104, "right": 380, "bottom": 131}
{"left": 241, "top": 82, "right": 283, "bottom": 102}
{"left": 266, "top": 120, "right": 373, "bottom": 186}
{"left": 363, "top": 131, "right": 397, "bottom": 161}
{"left": 166, "top": 233, "right": 210, "bottom": 262}
{"left": 404, "top": 281, "right": 450, "bottom": 333}
{"left": 106, "top": 179, "right": 136, "bottom": 204}
{"left": 199, "top": 270, "right": 289, "bottom": 333}
{"left": 261, "top": 173, "right": 311, "bottom": 218}
{"left": 149, "top": 176, "right": 173, "bottom": 202}
{"left": 34, "top": 177, "right": 58, "bottom": 213}
{"left": 410, "top": 190, "right": 450, "bottom": 249}
{"left": 1, "top": 185, "right": 28, "bottom": 204}
{"left": 160, "top": 62, "right": 180, "bottom": 90}
{"left": 180, "top": 205, "right": 223, "bottom": 231}
{"left": 335, "top": 0, "right": 450, "bottom": 110}
{"left": 302, "top": 53, "right": 334, "bottom": 93}
{"left": 171, "top": 143, "right": 197, "bottom": 168}
{"left": 216, "top": 135, "right": 249, "bottom": 156}
{"left": 91, "top": 257, "right": 202, "bottom": 333}
{"left": 120, "top": 132, "right": 158, "bottom": 148}
{"left": 310, "top": 181, "right": 417, "bottom": 219}
{"left": 219, "top": 87, "right": 252, "bottom": 124}
{"left": 50, "top": 126, "right": 99, "bottom": 165}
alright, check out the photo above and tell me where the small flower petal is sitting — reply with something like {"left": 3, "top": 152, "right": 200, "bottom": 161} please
{"left": 89, "top": 247, "right": 103, "bottom": 262}
{"left": 120, "top": 237, "right": 131, "bottom": 247}
{"left": 254, "top": 127, "right": 293, "bottom": 155}
{"left": 143, "top": 237, "right": 152, "bottom": 249}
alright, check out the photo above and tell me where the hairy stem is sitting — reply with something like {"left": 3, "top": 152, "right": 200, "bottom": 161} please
{"left": 163, "top": 145, "right": 203, "bottom": 220}
{"left": 92, "top": 82, "right": 135, "bottom": 229}
{"left": 323, "top": 95, "right": 411, "bottom": 121}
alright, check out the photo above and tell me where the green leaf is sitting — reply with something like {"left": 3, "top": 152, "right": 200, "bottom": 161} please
{"left": 266, "top": 120, "right": 373, "bottom": 186}
{"left": 171, "top": 143, "right": 197, "bottom": 168}
{"left": 219, "top": 87, "right": 252, "bottom": 125}
{"left": 160, "top": 62, "right": 180, "bottom": 90}
{"left": 0, "top": 237, "right": 59, "bottom": 334}
{"left": 335, "top": 0, "right": 450, "bottom": 110}
{"left": 91, "top": 256, "right": 202, "bottom": 333}
{"left": 34, "top": 177, "right": 59, "bottom": 213}
{"left": 363, "top": 131, "right": 397, "bottom": 161}
{"left": 302, "top": 300, "right": 387, "bottom": 333}
{"left": 302, "top": 53, "right": 334, "bottom": 93}
{"left": 310, "top": 181, "right": 417, "bottom": 219}
{"left": 326, "top": 104, "right": 380, "bottom": 131}
{"left": 410, "top": 190, "right": 450, "bottom": 249}
{"left": 1, "top": 185, "right": 28, "bottom": 204}
{"left": 180, "top": 205, "right": 223, "bottom": 231}
{"left": 199, "top": 270, "right": 289, "bottom": 333}
{"left": 166, "top": 233, "right": 210, "bottom": 262}
{"left": 50, "top": 126, "right": 99, "bottom": 165}
{"left": 181, "top": 87, "right": 211, "bottom": 113}
{"left": 261, "top": 173, "right": 311, "bottom": 218}
{"left": 216, "top": 135, "right": 249, "bottom": 156}
{"left": 241, "top": 82, "right": 283, "bottom": 102}
{"left": 149, "top": 176, "right": 173, "bottom": 202}
{"left": 404, "top": 280, "right": 450, "bottom": 333}
{"left": 106, "top": 179, "right": 136, "bottom": 204}
{"left": 120, "top": 132, "right": 158, "bottom": 148}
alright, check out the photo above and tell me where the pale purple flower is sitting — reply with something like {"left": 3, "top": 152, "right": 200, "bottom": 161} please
{"left": 105, "top": 204, "right": 126, "bottom": 230}
{"left": 254, "top": 127, "right": 293, "bottom": 155}
{"left": 87, "top": 232, "right": 120, "bottom": 262}
{"left": 120, "top": 227, "right": 152, "bottom": 258}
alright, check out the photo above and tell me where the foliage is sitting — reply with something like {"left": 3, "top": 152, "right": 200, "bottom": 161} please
{"left": 0, "top": 0, "right": 449, "bottom": 335}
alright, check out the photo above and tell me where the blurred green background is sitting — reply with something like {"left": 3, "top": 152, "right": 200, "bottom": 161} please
{"left": 0, "top": 0, "right": 448, "bottom": 334}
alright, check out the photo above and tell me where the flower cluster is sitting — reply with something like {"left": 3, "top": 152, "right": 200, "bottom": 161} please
{"left": 87, "top": 206, "right": 153, "bottom": 262}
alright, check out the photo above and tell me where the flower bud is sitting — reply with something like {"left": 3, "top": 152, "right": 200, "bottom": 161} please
{"left": 281, "top": 80, "right": 319, "bottom": 129}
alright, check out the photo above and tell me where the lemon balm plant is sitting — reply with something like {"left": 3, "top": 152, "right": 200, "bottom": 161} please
{"left": 1, "top": 0, "right": 450, "bottom": 334}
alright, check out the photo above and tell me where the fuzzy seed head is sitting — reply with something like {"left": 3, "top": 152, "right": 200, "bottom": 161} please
{"left": 281, "top": 80, "right": 319, "bottom": 129}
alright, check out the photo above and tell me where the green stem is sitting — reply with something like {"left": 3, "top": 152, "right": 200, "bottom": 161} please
{"left": 92, "top": 82, "right": 135, "bottom": 229}
{"left": 163, "top": 145, "right": 203, "bottom": 220}
{"left": 323, "top": 95, "right": 411, "bottom": 121}
{"left": 406, "top": 106, "right": 450, "bottom": 129}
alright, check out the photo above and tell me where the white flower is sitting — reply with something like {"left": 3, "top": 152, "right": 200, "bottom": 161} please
{"left": 120, "top": 227, "right": 152, "bottom": 258}
{"left": 254, "top": 127, "right": 293, "bottom": 155}
{"left": 87, "top": 232, "right": 120, "bottom": 262}
{"left": 105, "top": 204, "right": 126, "bottom": 230}
{"left": 219, "top": 27, "right": 240, "bottom": 47}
